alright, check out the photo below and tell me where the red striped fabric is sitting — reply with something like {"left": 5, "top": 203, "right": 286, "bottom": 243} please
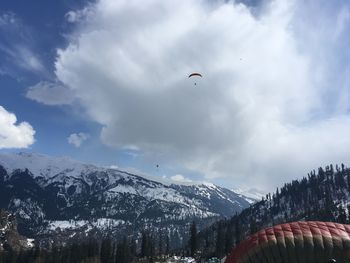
{"left": 225, "top": 221, "right": 350, "bottom": 263}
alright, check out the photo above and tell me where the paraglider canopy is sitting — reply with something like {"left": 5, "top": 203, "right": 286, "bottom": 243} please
{"left": 188, "top": 72, "right": 203, "bottom": 78}
{"left": 188, "top": 72, "right": 202, "bottom": 85}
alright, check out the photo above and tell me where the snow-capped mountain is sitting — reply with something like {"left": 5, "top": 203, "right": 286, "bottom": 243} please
{"left": 233, "top": 188, "right": 265, "bottom": 204}
{"left": 0, "top": 152, "right": 251, "bottom": 248}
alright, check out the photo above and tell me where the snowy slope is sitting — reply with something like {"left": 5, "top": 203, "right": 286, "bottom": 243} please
{"left": 0, "top": 152, "right": 249, "bottom": 210}
{"left": 233, "top": 187, "right": 265, "bottom": 204}
{"left": 0, "top": 152, "right": 98, "bottom": 180}
{"left": 0, "top": 152, "right": 251, "bottom": 248}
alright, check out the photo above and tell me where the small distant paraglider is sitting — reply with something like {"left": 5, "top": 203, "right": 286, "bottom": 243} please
{"left": 188, "top": 72, "right": 202, "bottom": 86}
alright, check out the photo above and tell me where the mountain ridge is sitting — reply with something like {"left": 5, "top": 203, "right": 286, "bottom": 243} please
{"left": 0, "top": 152, "right": 251, "bottom": 248}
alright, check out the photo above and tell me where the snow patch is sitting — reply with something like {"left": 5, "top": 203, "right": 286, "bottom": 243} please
{"left": 48, "top": 218, "right": 129, "bottom": 231}
{"left": 26, "top": 238, "right": 34, "bottom": 248}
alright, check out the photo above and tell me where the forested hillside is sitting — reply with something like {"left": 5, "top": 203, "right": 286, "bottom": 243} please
{"left": 0, "top": 225, "right": 170, "bottom": 263}
{"left": 194, "top": 164, "right": 350, "bottom": 258}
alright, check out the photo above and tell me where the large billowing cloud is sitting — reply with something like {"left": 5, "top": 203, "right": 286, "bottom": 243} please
{"left": 53, "top": 0, "right": 350, "bottom": 190}
{"left": 0, "top": 106, "right": 35, "bottom": 149}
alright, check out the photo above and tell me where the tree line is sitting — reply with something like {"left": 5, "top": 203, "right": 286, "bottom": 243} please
{"left": 0, "top": 230, "right": 173, "bottom": 263}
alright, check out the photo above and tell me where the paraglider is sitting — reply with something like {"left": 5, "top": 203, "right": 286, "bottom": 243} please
{"left": 188, "top": 73, "right": 202, "bottom": 78}
{"left": 225, "top": 221, "right": 350, "bottom": 263}
{"left": 188, "top": 72, "right": 202, "bottom": 85}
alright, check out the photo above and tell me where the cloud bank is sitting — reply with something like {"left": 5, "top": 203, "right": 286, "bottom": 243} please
{"left": 51, "top": 0, "right": 350, "bottom": 190}
{"left": 0, "top": 106, "right": 35, "bottom": 149}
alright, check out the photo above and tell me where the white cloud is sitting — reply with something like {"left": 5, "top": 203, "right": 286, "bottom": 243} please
{"left": 65, "top": 8, "right": 93, "bottom": 23}
{"left": 0, "top": 106, "right": 35, "bottom": 149}
{"left": 16, "top": 46, "right": 45, "bottom": 73}
{"left": 53, "top": 0, "right": 350, "bottom": 190}
{"left": 65, "top": 11, "right": 79, "bottom": 23}
{"left": 68, "top": 133, "right": 89, "bottom": 147}
{"left": 170, "top": 174, "right": 193, "bottom": 183}
{"left": 0, "top": 12, "right": 17, "bottom": 26}
{"left": 26, "top": 81, "right": 75, "bottom": 105}
{"left": 0, "top": 43, "right": 45, "bottom": 76}
{"left": 0, "top": 12, "right": 47, "bottom": 76}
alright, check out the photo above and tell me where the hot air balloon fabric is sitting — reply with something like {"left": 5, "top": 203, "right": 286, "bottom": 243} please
{"left": 225, "top": 221, "right": 350, "bottom": 263}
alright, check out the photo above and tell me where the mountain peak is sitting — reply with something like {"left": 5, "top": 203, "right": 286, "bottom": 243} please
{"left": 0, "top": 152, "right": 96, "bottom": 179}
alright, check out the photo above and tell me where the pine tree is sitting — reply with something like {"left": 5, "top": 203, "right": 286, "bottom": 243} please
{"left": 101, "top": 238, "right": 113, "bottom": 263}
{"left": 129, "top": 238, "right": 136, "bottom": 258}
{"left": 249, "top": 218, "right": 258, "bottom": 235}
{"left": 234, "top": 218, "right": 241, "bottom": 246}
{"left": 158, "top": 230, "right": 163, "bottom": 255}
{"left": 115, "top": 237, "right": 131, "bottom": 263}
{"left": 215, "top": 222, "right": 225, "bottom": 257}
{"left": 337, "top": 204, "right": 347, "bottom": 224}
{"left": 166, "top": 234, "right": 170, "bottom": 255}
{"left": 141, "top": 231, "right": 155, "bottom": 259}
{"left": 225, "top": 222, "right": 233, "bottom": 254}
{"left": 141, "top": 231, "right": 147, "bottom": 258}
{"left": 189, "top": 221, "right": 197, "bottom": 257}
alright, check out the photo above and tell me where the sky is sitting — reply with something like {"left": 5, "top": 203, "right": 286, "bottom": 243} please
{"left": 1, "top": 0, "right": 350, "bottom": 191}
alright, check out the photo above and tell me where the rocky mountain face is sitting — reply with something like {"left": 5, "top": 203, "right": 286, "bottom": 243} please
{"left": 0, "top": 209, "right": 34, "bottom": 251}
{"left": 0, "top": 152, "right": 250, "bottom": 248}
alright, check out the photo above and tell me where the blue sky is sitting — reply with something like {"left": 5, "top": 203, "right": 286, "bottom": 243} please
{"left": 1, "top": 0, "right": 350, "bottom": 191}
{"left": 0, "top": 0, "right": 143, "bottom": 169}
